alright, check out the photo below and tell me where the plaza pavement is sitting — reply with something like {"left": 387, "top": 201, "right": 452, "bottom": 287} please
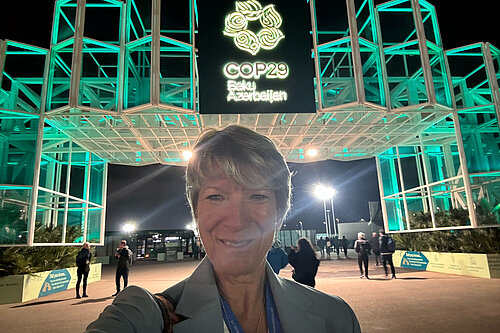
{"left": 1, "top": 250, "right": 499, "bottom": 332}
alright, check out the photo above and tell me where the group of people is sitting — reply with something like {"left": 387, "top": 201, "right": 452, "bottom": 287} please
{"left": 317, "top": 236, "right": 350, "bottom": 259}
{"left": 267, "top": 228, "right": 397, "bottom": 290}
{"left": 354, "top": 230, "right": 397, "bottom": 279}
{"left": 75, "top": 239, "right": 133, "bottom": 299}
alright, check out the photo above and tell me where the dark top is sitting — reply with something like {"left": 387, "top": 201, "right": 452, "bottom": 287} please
{"left": 267, "top": 247, "right": 289, "bottom": 274}
{"left": 317, "top": 238, "right": 325, "bottom": 248}
{"left": 341, "top": 238, "right": 348, "bottom": 247}
{"left": 354, "top": 239, "right": 371, "bottom": 257}
{"left": 369, "top": 235, "right": 380, "bottom": 251}
{"left": 379, "top": 235, "right": 394, "bottom": 255}
{"left": 288, "top": 249, "right": 320, "bottom": 287}
{"left": 76, "top": 248, "right": 91, "bottom": 271}
{"left": 116, "top": 247, "right": 131, "bottom": 268}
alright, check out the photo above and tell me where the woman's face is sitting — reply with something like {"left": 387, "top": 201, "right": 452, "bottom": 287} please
{"left": 196, "top": 167, "right": 278, "bottom": 278}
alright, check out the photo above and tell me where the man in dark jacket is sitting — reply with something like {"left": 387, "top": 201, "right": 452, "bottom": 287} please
{"left": 113, "top": 240, "right": 132, "bottom": 296}
{"left": 76, "top": 242, "right": 92, "bottom": 298}
{"left": 369, "top": 232, "right": 381, "bottom": 266}
{"left": 317, "top": 237, "right": 326, "bottom": 258}
{"left": 341, "top": 236, "right": 349, "bottom": 258}
{"left": 379, "top": 230, "right": 396, "bottom": 279}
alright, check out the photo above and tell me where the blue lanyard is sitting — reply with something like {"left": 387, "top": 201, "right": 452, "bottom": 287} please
{"left": 220, "top": 282, "right": 282, "bottom": 333}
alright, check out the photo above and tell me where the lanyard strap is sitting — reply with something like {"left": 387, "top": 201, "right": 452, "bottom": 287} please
{"left": 220, "top": 282, "right": 282, "bottom": 333}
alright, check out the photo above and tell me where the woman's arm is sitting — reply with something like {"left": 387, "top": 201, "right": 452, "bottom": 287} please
{"left": 86, "top": 286, "right": 163, "bottom": 333}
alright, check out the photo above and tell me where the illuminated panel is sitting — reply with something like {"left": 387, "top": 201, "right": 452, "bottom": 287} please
{"left": 198, "top": 0, "right": 315, "bottom": 114}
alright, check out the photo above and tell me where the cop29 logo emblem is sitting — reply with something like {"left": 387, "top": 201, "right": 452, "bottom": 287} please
{"left": 223, "top": 1, "right": 284, "bottom": 55}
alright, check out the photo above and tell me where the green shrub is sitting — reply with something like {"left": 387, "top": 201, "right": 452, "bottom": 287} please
{"left": 0, "top": 223, "right": 93, "bottom": 277}
{"left": 392, "top": 227, "right": 500, "bottom": 254}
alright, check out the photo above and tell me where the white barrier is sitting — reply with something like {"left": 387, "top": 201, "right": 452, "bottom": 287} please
{"left": 0, "top": 263, "right": 102, "bottom": 304}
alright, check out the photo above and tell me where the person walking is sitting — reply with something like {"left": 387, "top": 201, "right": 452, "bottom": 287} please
{"left": 354, "top": 232, "right": 371, "bottom": 279}
{"left": 193, "top": 237, "right": 200, "bottom": 260}
{"left": 333, "top": 236, "right": 340, "bottom": 258}
{"left": 379, "top": 230, "right": 397, "bottom": 279}
{"left": 341, "top": 236, "right": 349, "bottom": 258}
{"left": 317, "top": 237, "right": 326, "bottom": 258}
{"left": 288, "top": 237, "right": 320, "bottom": 287}
{"left": 369, "top": 231, "right": 381, "bottom": 266}
{"left": 325, "top": 237, "right": 332, "bottom": 259}
{"left": 75, "top": 242, "right": 92, "bottom": 298}
{"left": 113, "top": 240, "right": 132, "bottom": 296}
{"left": 267, "top": 240, "right": 289, "bottom": 274}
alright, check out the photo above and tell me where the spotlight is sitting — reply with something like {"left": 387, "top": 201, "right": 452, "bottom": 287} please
{"left": 306, "top": 148, "right": 318, "bottom": 157}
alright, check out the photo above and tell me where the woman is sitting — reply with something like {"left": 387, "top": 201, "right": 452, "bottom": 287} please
{"left": 354, "top": 232, "right": 371, "bottom": 279}
{"left": 76, "top": 242, "right": 91, "bottom": 298}
{"left": 87, "top": 125, "right": 360, "bottom": 333}
{"left": 288, "top": 238, "right": 320, "bottom": 287}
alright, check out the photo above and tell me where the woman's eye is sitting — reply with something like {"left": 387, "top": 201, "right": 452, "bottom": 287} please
{"left": 250, "top": 194, "right": 268, "bottom": 200}
{"left": 207, "top": 194, "right": 222, "bottom": 200}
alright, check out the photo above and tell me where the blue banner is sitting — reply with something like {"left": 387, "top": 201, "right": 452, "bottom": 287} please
{"left": 401, "top": 251, "right": 429, "bottom": 270}
{"left": 38, "top": 269, "right": 71, "bottom": 297}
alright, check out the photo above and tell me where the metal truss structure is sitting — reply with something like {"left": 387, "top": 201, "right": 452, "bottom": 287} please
{"left": 0, "top": 0, "right": 499, "bottom": 245}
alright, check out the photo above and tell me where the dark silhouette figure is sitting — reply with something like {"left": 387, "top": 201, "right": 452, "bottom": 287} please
{"left": 114, "top": 240, "right": 132, "bottom": 296}
{"left": 325, "top": 237, "right": 331, "bottom": 258}
{"left": 341, "top": 236, "right": 348, "bottom": 257}
{"left": 193, "top": 237, "right": 200, "bottom": 260}
{"left": 379, "top": 230, "right": 396, "bottom": 279}
{"left": 369, "top": 232, "right": 381, "bottom": 265}
{"left": 354, "top": 233, "right": 371, "bottom": 279}
{"left": 75, "top": 242, "right": 91, "bottom": 298}
{"left": 317, "top": 237, "right": 326, "bottom": 258}
{"left": 333, "top": 236, "right": 340, "bottom": 257}
{"left": 288, "top": 238, "right": 320, "bottom": 287}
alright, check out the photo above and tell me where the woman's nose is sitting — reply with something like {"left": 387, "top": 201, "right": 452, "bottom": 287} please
{"left": 222, "top": 195, "right": 249, "bottom": 229}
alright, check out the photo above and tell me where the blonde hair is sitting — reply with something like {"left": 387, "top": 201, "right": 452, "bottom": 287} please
{"left": 186, "top": 125, "right": 291, "bottom": 224}
{"left": 357, "top": 232, "right": 365, "bottom": 239}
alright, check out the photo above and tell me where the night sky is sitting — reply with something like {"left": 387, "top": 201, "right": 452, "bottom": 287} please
{"left": 106, "top": 159, "right": 380, "bottom": 231}
{"left": 1, "top": 1, "right": 498, "bottom": 232}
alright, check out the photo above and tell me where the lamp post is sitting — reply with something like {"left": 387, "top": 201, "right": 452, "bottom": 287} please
{"left": 314, "top": 185, "right": 337, "bottom": 237}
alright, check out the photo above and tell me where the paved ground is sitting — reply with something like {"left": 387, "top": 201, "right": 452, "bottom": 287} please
{"left": 1, "top": 250, "right": 500, "bottom": 332}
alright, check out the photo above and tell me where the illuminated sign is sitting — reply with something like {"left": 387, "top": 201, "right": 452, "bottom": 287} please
{"left": 198, "top": 0, "right": 315, "bottom": 114}
{"left": 223, "top": 1, "right": 284, "bottom": 55}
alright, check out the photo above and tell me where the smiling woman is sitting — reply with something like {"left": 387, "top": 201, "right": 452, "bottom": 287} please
{"left": 86, "top": 125, "right": 360, "bottom": 333}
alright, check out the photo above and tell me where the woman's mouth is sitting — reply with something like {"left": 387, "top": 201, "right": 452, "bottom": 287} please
{"left": 219, "top": 239, "right": 253, "bottom": 248}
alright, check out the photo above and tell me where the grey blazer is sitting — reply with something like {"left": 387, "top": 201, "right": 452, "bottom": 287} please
{"left": 86, "top": 257, "right": 360, "bottom": 333}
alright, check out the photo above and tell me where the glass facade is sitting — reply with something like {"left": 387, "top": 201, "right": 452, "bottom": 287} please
{"left": 35, "top": 139, "right": 107, "bottom": 245}
{"left": 377, "top": 38, "right": 500, "bottom": 232}
{"left": 0, "top": 38, "right": 107, "bottom": 246}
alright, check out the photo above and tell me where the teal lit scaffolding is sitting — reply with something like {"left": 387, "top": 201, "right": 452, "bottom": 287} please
{"left": 0, "top": 0, "right": 498, "bottom": 246}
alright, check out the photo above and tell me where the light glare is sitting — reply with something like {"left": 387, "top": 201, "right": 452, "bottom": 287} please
{"left": 314, "top": 184, "right": 336, "bottom": 200}
{"left": 122, "top": 223, "right": 136, "bottom": 233}
{"left": 306, "top": 148, "right": 318, "bottom": 157}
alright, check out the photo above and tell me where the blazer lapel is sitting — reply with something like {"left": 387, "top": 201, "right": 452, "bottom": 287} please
{"left": 173, "top": 258, "right": 224, "bottom": 333}
{"left": 172, "top": 259, "right": 326, "bottom": 333}
{"left": 267, "top": 264, "right": 327, "bottom": 333}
